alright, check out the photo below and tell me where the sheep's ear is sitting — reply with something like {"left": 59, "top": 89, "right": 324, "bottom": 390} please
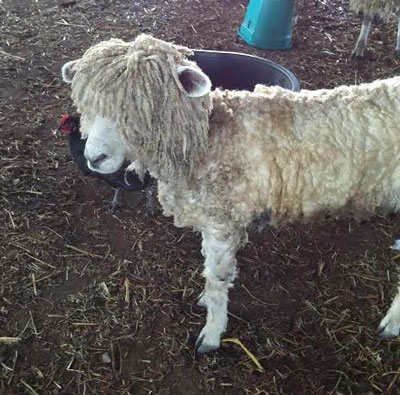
{"left": 177, "top": 66, "right": 211, "bottom": 97}
{"left": 61, "top": 60, "right": 79, "bottom": 83}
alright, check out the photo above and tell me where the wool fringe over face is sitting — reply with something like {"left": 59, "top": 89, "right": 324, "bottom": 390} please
{"left": 70, "top": 35, "right": 212, "bottom": 181}
{"left": 349, "top": 0, "right": 400, "bottom": 17}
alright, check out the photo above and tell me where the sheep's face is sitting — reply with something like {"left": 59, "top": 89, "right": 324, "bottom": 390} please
{"left": 61, "top": 55, "right": 211, "bottom": 175}
{"left": 82, "top": 115, "right": 127, "bottom": 174}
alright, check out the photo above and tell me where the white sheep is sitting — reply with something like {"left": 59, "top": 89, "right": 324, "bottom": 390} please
{"left": 61, "top": 34, "right": 400, "bottom": 352}
{"left": 350, "top": 0, "right": 400, "bottom": 58}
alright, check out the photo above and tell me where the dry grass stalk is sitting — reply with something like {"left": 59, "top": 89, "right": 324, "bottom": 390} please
{"left": 0, "top": 337, "right": 22, "bottom": 344}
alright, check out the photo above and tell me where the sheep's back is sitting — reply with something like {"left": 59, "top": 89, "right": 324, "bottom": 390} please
{"left": 200, "top": 80, "right": 400, "bottom": 226}
{"left": 158, "top": 79, "right": 400, "bottom": 231}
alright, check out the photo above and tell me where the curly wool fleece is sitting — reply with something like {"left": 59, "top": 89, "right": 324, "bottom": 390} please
{"left": 68, "top": 35, "right": 400, "bottom": 229}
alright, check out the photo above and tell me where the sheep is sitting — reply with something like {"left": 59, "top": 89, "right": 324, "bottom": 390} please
{"left": 61, "top": 34, "right": 400, "bottom": 352}
{"left": 350, "top": 0, "right": 400, "bottom": 58}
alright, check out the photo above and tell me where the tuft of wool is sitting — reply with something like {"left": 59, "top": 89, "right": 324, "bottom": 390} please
{"left": 70, "top": 34, "right": 212, "bottom": 181}
{"left": 349, "top": 0, "right": 400, "bottom": 17}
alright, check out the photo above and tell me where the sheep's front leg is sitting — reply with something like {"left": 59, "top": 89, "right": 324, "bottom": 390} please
{"left": 351, "top": 14, "right": 373, "bottom": 59}
{"left": 395, "top": 10, "right": 400, "bottom": 57}
{"left": 377, "top": 286, "right": 400, "bottom": 338}
{"left": 195, "top": 227, "right": 244, "bottom": 353}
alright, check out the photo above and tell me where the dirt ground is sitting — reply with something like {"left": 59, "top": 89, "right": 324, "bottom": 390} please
{"left": 2, "top": 0, "right": 400, "bottom": 394}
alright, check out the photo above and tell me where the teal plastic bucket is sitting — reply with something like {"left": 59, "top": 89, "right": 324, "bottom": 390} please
{"left": 238, "top": 0, "right": 296, "bottom": 50}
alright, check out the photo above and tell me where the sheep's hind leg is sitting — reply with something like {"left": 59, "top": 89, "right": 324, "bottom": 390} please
{"left": 395, "top": 9, "right": 400, "bottom": 57}
{"left": 195, "top": 227, "right": 244, "bottom": 353}
{"left": 351, "top": 14, "right": 373, "bottom": 59}
{"left": 377, "top": 286, "right": 400, "bottom": 338}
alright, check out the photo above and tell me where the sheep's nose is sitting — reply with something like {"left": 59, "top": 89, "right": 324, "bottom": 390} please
{"left": 89, "top": 153, "right": 108, "bottom": 169}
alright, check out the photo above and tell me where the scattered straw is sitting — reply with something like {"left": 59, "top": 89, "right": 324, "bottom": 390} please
{"left": 2, "top": 0, "right": 400, "bottom": 393}
{"left": 25, "top": 253, "right": 57, "bottom": 269}
{"left": 124, "top": 278, "right": 130, "bottom": 307}
{"left": 0, "top": 50, "right": 25, "bottom": 61}
{"left": 64, "top": 244, "right": 104, "bottom": 259}
{"left": 31, "top": 273, "right": 37, "bottom": 296}
{"left": 20, "top": 379, "right": 39, "bottom": 395}
{"left": 0, "top": 337, "right": 21, "bottom": 344}
{"left": 222, "top": 338, "right": 264, "bottom": 373}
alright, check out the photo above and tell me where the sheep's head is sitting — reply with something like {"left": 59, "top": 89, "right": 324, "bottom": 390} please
{"left": 61, "top": 34, "right": 213, "bottom": 177}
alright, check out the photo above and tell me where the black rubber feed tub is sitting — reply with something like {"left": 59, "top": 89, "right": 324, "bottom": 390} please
{"left": 191, "top": 50, "right": 300, "bottom": 92}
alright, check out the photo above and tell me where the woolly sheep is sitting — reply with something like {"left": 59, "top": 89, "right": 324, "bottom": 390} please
{"left": 350, "top": 0, "right": 400, "bottom": 58}
{"left": 62, "top": 34, "right": 400, "bottom": 352}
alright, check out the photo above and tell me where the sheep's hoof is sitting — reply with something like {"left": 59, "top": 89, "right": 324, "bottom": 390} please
{"left": 350, "top": 49, "right": 364, "bottom": 60}
{"left": 376, "top": 312, "right": 400, "bottom": 338}
{"left": 195, "top": 327, "right": 221, "bottom": 353}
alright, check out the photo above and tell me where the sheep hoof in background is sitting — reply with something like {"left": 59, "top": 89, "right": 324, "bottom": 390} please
{"left": 350, "top": 47, "right": 365, "bottom": 60}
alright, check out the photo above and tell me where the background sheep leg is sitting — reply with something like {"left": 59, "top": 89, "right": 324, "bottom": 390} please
{"left": 377, "top": 285, "right": 400, "bottom": 338}
{"left": 195, "top": 227, "right": 244, "bottom": 353}
{"left": 395, "top": 10, "right": 400, "bottom": 57}
{"left": 351, "top": 14, "right": 373, "bottom": 59}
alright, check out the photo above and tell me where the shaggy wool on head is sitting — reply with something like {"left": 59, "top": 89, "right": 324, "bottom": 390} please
{"left": 69, "top": 34, "right": 212, "bottom": 181}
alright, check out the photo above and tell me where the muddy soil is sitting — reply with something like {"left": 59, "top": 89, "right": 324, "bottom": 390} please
{"left": 1, "top": 0, "right": 400, "bottom": 394}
